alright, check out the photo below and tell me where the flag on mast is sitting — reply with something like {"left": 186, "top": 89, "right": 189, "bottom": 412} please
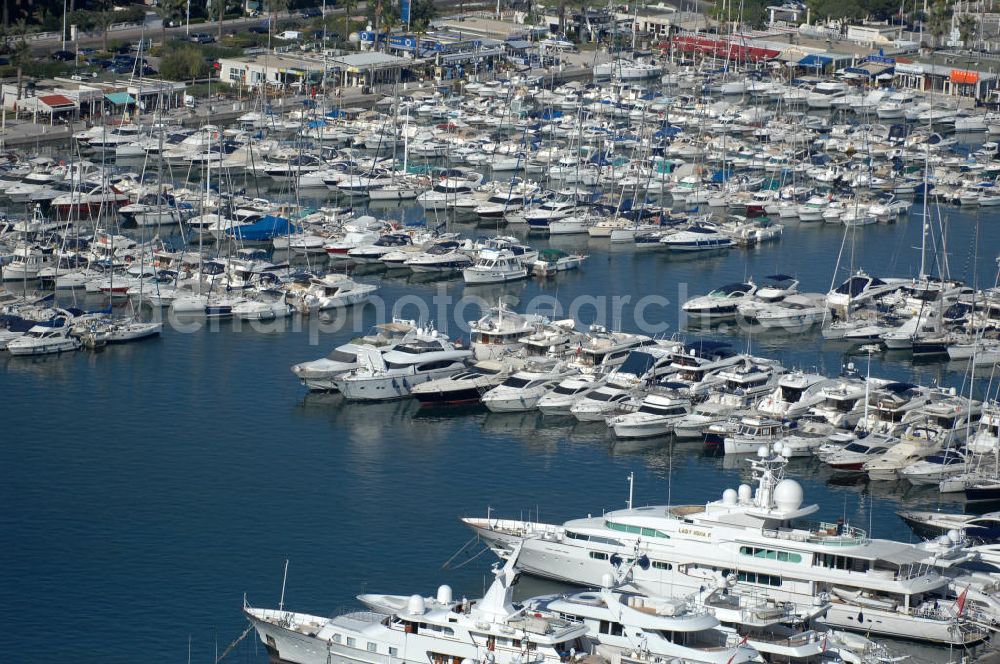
{"left": 956, "top": 585, "right": 970, "bottom": 617}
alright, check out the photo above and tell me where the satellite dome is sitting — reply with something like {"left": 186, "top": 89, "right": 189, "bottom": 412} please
{"left": 437, "top": 585, "right": 453, "bottom": 604}
{"left": 737, "top": 484, "right": 752, "bottom": 504}
{"left": 948, "top": 529, "right": 961, "bottom": 543}
{"left": 722, "top": 488, "right": 738, "bottom": 506}
{"left": 407, "top": 594, "right": 426, "bottom": 615}
{"left": 773, "top": 479, "right": 803, "bottom": 512}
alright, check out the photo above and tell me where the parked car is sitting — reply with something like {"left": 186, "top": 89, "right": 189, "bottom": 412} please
{"left": 299, "top": 7, "right": 322, "bottom": 17}
{"left": 249, "top": 23, "right": 270, "bottom": 34}
{"left": 189, "top": 32, "right": 215, "bottom": 44}
{"left": 275, "top": 30, "right": 302, "bottom": 40}
{"left": 51, "top": 50, "right": 75, "bottom": 61}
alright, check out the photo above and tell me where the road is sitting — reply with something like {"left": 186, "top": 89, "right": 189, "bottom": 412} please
{"left": 26, "top": 9, "right": 344, "bottom": 53}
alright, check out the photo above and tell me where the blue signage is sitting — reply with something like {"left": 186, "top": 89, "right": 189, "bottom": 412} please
{"left": 401, "top": 0, "right": 411, "bottom": 25}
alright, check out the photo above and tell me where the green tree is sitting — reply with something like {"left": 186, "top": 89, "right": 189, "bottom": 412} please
{"left": 159, "top": 45, "right": 209, "bottom": 80}
{"left": 409, "top": 0, "right": 436, "bottom": 31}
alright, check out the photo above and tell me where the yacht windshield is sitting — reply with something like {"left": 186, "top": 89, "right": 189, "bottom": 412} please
{"left": 710, "top": 283, "right": 752, "bottom": 297}
{"left": 618, "top": 351, "right": 657, "bottom": 377}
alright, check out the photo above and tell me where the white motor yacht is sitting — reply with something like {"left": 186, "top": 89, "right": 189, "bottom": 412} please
{"left": 481, "top": 362, "right": 577, "bottom": 413}
{"left": 537, "top": 375, "right": 604, "bottom": 416}
{"left": 608, "top": 390, "right": 692, "bottom": 439}
{"left": 469, "top": 304, "right": 546, "bottom": 360}
{"left": 284, "top": 274, "right": 378, "bottom": 312}
{"left": 524, "top": 587, "right": 757, "bottom": 664}
{"left": 411, "top": 360, "right": 516, "bottom": 406}
{"left": 660, "top": 223, "right": 732, "bottom": 252}
{"left": 683, "top": 281, "right": 758, "bottom": 319}
{"left": 7, "top": 322, "right": 81, "bottom": 356}
{"left": 335, "top": 328, "right": 472, "bottom": 401}
{"left": 463, "top": 249, "right": 529, "bottom": 284}
{"left": 291, "top": 320, "right": 417, "bottom": 391}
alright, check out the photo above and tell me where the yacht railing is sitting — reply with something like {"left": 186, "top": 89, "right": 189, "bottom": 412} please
{"left": 760, "top": 521, "right": 867, "bottom": 546}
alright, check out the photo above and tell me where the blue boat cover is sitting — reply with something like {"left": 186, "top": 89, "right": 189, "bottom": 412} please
{"left": 227, "top": 215, "right": 300, "bottom": 241}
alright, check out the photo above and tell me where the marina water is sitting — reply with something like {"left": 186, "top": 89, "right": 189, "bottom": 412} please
{"left": 3, "top": 197, "right": 999, "bottom": 663}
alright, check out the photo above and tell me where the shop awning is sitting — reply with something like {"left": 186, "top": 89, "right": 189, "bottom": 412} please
{"left": 105, "top": 92, "right": 135, "bottom": 105}
{"left": 798, "top": 54, "right": 832, "bottom": 68}
{"left": 845, "top": 61, "right": 893, "bottom": 78}
{"left": 38, "top": 94, "right": 76, "bottom": 110}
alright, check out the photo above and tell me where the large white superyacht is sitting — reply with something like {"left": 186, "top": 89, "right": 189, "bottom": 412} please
{"left": 462, "top": 449, "right": 989, "bottom": 646}
{"left": 245, "top": 545, "right": 590, "bottom": 664}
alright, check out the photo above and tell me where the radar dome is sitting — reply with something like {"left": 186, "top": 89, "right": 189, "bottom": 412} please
{"left": 722, "top": 488, "right": 738, "bottom": 505}
{"left": 772, "top": 442, "right": 784, "bottom": 455}
{"left": 773, "top": 479, "right": 803, "bottom": 512}
{"left": 437, "top": 585, "right": 453, "bottom": 604}
{"left": 737, "top": 484, "right": 752, "bottom": 504}
{"left": 407, "top": 594, "right": 426, "bottom": 615}
{"left": 948, "top": 529, "right": 961, "bottom": 543}
{"left": 757, "top": 446, "right": 768, "bottom": 458}
{"left": 937, "top": 534, "right": 951, "bottom": 546}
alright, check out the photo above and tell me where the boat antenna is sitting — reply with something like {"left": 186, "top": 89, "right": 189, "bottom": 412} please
{"left": 278, "top": 559, "right": 289, "bottom": 612}
{"left": 667, "top": 442, "right": 673, "bottom": 510}
{"left": 868, "top": 490, "right": 874, "bottom": 539}
{"left": 863, "top": 346, "right": 873, "bottom": 429}
{"left": 627, "top": 472, "right": 634, "bottom": 510}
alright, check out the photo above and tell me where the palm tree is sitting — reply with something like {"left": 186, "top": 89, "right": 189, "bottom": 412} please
{"left": 94, "top": 11, "right": 115, "bottom": 52}
{"left": 154, "top": 0, "right": 186, "bottom": 44}
{"left": 342, "top": 0, "right": 355, "bottom": 40}
{"left": 958, "top": 13, "right": 977, "bottom": 48}
{"left": 925, "top": 0, "right": 953, "bottom": 47}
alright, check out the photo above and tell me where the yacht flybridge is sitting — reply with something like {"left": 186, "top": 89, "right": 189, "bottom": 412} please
{"left": 463, "top": 447, "right": 989, "bottom": 646}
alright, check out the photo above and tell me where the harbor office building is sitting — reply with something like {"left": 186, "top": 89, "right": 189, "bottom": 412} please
{"left": 357, "top": 32, "right": 505, "bottom": 81}
{"left": 1, "top": 78, "right": 186, "bottom": 120}
{"left": 893, "top": 62, "right": 998, "bottom": 101}
{"left": 217, "top": 52, "right": 409, "bottom": 90}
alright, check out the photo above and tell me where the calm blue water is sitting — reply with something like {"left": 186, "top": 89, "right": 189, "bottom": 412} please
{"left": 2, "top": 199, "right": 999, "bottom": 663}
